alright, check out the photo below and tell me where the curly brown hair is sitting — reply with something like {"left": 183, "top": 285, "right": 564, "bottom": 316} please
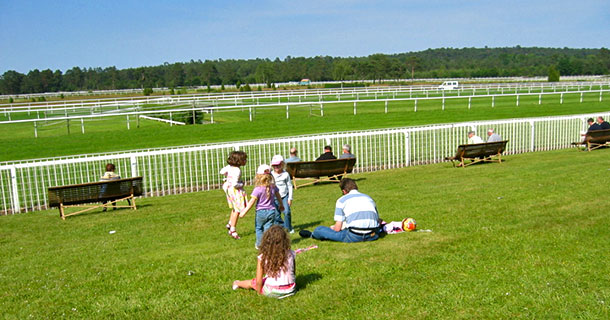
{"left": 259, "top": 225, "right": 291, "bottom": 278}
{"left": 227, "top": 151, "right": 247, "bottom": 166}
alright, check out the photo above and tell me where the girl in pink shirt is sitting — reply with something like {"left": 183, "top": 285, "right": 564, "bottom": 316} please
{"left": 232, "top": 225, "right": 296, "bottom": 299}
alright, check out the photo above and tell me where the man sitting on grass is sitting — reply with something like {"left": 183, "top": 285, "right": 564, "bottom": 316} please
{"left": 299, "top": 178, "right": 381, "bottom": 243}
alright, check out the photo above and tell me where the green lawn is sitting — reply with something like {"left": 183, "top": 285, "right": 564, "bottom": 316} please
{"left": 1, "top": 91, "right": 609, "bottom": 162}
{"left": 1, "top": 148, "right": 609, "bottom": 319}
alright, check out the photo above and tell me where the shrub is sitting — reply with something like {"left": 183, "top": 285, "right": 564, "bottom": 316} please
{"left": 548, "top": 65, "right": 560, "bottom": 82}
{"left": 9, "top": 97, "right": 14, "bottom": 103}
{"left": 143, "top": 88, "right": 153, "bottom": 96}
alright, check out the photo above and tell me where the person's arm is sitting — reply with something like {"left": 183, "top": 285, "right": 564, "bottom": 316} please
{"left": 331, "top": 220, "right": 343, "bottom": 231}
{"left": 255, "top": 257, "right": 264, "bottom": 294}
{"left": 240, "top": 196, "right": 258, "bottom": 218}
{"left": 286, "top": 174, "right": 293, "bottom": 205}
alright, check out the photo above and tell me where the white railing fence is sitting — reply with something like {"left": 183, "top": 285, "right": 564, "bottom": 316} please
{"left": 1, "top": 111, "right": 608, "bottom": 214}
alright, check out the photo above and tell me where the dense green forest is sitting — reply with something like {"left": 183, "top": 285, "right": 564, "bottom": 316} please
{"left": 1, "top": 47, "right": 609, "bottom": 95}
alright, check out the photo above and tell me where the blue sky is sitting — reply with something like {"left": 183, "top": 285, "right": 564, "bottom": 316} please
{"left": 1, "top": 0, "right": 608, "bottom": 74}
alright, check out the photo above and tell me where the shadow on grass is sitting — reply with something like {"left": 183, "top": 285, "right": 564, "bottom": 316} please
{"left": 293, "top": 220, "right": 322, "bottom": 231}
{"left": 59, "top": 203, "right": 149, "bottom": 219}
{"left": 293, "top": 177, "right": 367, "bottom": 190}
{"left": 296, "top": 273, "right": 322, "bottom": 290}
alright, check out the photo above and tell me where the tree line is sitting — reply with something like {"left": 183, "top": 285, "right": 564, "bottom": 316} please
{"left": 1, "top": 47, "right": 609, "bottom": 95}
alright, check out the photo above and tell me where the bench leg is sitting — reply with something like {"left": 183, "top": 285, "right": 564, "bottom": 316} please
{"left": 59, "top": 204, "right": 65, "bottom": 220}
{"left": 131, "top": 195, "right": 137, "bottom": 210}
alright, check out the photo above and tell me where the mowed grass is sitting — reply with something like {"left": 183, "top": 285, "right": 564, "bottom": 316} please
{"left": 1, "top": 92, "right": 609, "bottom": 161}
{"left": 1, "top": 148, "right": 609, "bottom": 319}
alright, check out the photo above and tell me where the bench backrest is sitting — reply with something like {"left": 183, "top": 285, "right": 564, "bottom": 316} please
{"left": 286, "top": 158, "right": 356, "bottom": 179}
{"left": 48, "top": 177, "right": 143, "bottom": 207}
{"left": 585, "top": 129, "right": 610, "bottom": 144}
{"left": 453, "top": 140, "right": 508, "bottom": 159}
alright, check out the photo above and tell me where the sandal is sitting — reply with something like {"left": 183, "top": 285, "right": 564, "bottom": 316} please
{"left": 232, "top": 280, "right": 239, "bottom": 290}
{"left": 228, "top": 230, "right": 240, "bottom": 239}
{"left": 225, "top": 223, "right": 231, "bottom": 230}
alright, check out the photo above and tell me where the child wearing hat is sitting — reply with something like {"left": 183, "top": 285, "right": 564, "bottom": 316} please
{"left": 270, "top": 155, "right": 294, "bottom": 233}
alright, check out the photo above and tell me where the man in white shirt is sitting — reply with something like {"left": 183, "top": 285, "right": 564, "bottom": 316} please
{"left": 467, "top": 131, "right": 484, "bottom": 144}
{"left": 299, "top": 178, "right": 380, "bottom": 243}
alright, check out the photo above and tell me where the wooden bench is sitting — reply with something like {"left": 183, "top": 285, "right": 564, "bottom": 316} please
{"left": 286, "top": 158, "right": 356, "bottom": 189}
{"left": 571, "top": 129, "right": 610, "bottom": 151}
{"left": 48, "top": 177, "right": 143, "bottom": 220}
{"left": 445, "top": 140, "right": 508, "bottom": 167}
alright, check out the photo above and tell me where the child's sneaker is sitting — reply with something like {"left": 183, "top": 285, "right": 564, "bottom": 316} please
{"left": 289, "top": 229, "right": 295, "bottom": 234}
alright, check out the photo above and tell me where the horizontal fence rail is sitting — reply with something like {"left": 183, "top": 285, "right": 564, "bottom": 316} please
{"left": 1, "top": 111, "right": 609, "bottom": 214}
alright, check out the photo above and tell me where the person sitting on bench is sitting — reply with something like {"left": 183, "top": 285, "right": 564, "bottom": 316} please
{"left": 486, "top": 128, "right": 502, "bottom": 142}
{"left": 316, "top": 145, "right": 337, "bottom": 161}
{"left": 597, "top": 116, "right": 610, "bottom": 130}
{"left": 467, "top": 131, "right": 483, "bottom": 144}
{"left": 100, "top": 163, "right": 125, "bottom": 211}
{"left": 299, "top": 178, "right": 381, "bottom": 243}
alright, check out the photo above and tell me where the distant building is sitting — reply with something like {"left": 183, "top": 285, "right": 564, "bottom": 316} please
{"left": 299, "top": 78, "right": 311, "bottom": 85}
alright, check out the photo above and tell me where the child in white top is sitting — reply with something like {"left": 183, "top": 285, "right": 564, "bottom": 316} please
{"left": 220, "top": 151, "right": 248, "bottom": 239}
{"left": 232, "top": 225, "right": 296, "bottom": 299}
{"left": 270, "top": 155, "right": 294, "bottom": 233}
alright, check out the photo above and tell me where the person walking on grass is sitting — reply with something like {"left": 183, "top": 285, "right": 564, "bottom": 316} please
{"left": 240, "top": 167, "right": 284, "bottom": 249}
{"left": 220, "top": 151, "right": 248, "bottom": 239}
{"left": 232, "top": 225, "right": 296, "bottom": 299}
{"left": 271, "top": 155, "right": 294, "bottom": 233}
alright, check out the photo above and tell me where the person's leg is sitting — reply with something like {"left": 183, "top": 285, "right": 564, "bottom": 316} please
{"left": 274, "top": 198, "right": 284, "bottom": 225}
{"left": 233, "top": 279, "right": 253, "bottom": 290}
{"left": 255, "top": 210, "right": 265, "bottom": 247}
{"left": 312, "top": 226, "right": 352, "bottom": 242}
{"left": 261, "top": 209, "right": 276, "bottom": 239}
{"left": 282, "top": 196, "right": 292, "bottom": 231}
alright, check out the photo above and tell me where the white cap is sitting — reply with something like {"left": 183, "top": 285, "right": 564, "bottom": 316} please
{"left": 271, "top": 155, "right": 284, "bottom": 166}
{"left": 256, "top": 164, "right": 271, "bottom": 174}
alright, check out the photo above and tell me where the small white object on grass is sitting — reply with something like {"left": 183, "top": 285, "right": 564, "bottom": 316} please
{"left": 109, "top": 230, "right": 116, "bottom": 234}
{"left": 417, "top": 229, "right": 432, "bottom": 232}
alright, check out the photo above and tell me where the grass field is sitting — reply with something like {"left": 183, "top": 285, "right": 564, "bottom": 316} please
{"left": 1, "top": 91, "right": 609, "bottom": 162}
{"left": 1, "top": 148, "right": 609, "bottom": 319}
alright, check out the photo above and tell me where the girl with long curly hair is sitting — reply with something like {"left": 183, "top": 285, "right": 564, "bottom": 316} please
{"left": 232, "top": 225, "right": 296, "bottom": 299}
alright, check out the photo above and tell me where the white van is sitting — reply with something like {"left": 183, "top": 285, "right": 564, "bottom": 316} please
{"left": 438, "top": 81, "right": 459, "bottom": 90}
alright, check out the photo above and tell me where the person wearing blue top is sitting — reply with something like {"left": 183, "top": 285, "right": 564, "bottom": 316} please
{"left": 597, "top": 116, "right": 610, "bottom": 130}
{"left": 285, "top": 148, "right": 302, "bottom": 163}
{"left": 299, "top": 178, "right": 381, "bottom": 243}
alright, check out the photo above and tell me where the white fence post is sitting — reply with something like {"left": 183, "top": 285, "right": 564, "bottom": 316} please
{"left": 131, "top": 156, "right": 138, "bottom": 177}
{"left": 9, "top": 166, "right": 20, "bottom": 213}
{"left": 530, "top": 121, "right": 535, "bottom": 152}
{"left": 404, "top": 131, "right": 411, "bottom": 167}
